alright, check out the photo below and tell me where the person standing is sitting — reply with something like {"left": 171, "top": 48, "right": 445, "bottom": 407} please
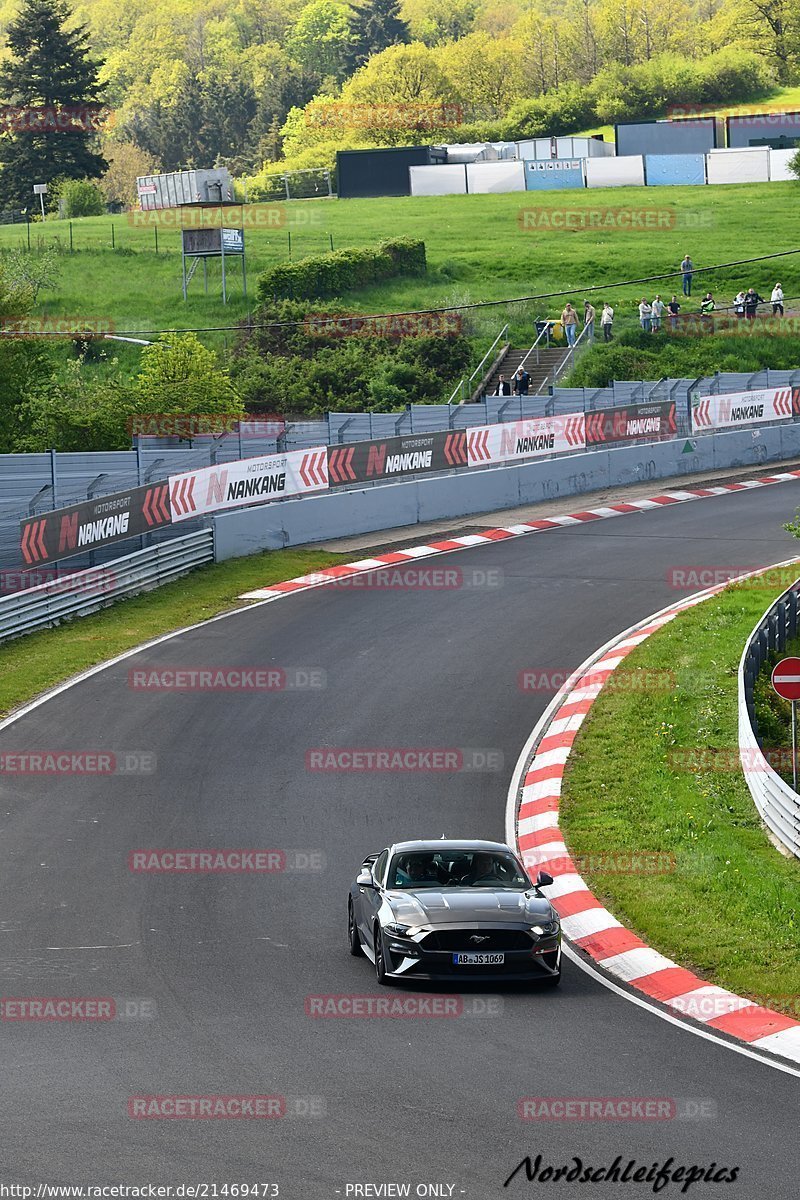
{"left": 733, "top": 290, "right": 746, "bottom": 319}
{"left": 680, "top": 254, "right": 693, "bottom": 297}
{"left": 639, "top": 297, "right": 652, "bottom": 333}
{"left": 771, "top": 283, "right": 784, "bottom": 316}
{"left": 744, "top": 287, "right": 764, "bottom": 321}
{"left": 601, "top": 302, "right": 614, "bottom": 341}
{"left": 561, "top": 302, "right": 578, "bottom": 347}
{"left": 700, "top": 292, "right": 715, "bottom": 332}
{"left": 512, "top": 367, "right": 530, "bottom": 396}
{"left": 494, "top": 374, "right": 512, "bottom": 396}
{"left": 584, "top": 300, "right": 596, "bottom": 342}
{"left": 651, "top": 294, "right": 664, "bottom": 332}
{"left": 667, "top": 295, "right": 681, "bottom": 332}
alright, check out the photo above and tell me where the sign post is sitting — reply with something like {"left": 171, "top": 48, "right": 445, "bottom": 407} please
{"left": 770, "top": 656, "right": 800, "bottom": 789}
{"left": 33, "top": 182, "right": 47, "bottom": 219}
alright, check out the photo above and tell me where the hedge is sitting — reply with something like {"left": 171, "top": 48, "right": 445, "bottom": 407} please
{"left": 257, "top": 237, "right": 426, "bottom": 301}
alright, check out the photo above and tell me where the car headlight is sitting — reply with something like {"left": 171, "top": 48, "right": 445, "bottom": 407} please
{"left": 384, "top": 923, "right": 411, "bottom": 937}
{"left": 531, "top": 921, "right": 560, "bottom": 937}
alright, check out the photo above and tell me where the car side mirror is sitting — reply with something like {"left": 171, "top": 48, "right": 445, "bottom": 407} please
{"left": 356, "top": 870, "right": 375, "bottom": 888}
{"left": 536, "top": 871, "right": 554, "bottom": 888}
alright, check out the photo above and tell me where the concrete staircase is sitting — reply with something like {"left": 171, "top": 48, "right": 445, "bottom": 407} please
{"left": 481, "top": 345, "right": 567, "bottom": 399}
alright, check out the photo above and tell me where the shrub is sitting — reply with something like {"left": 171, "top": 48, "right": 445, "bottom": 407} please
{"left": 53, "top": 179, "right": 106, "bottom": 218}
{"left": 257, "top": 237, "right": 426, "bottom": 301}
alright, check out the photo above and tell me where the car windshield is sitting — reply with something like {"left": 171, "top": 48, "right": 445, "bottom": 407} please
{"left": 388, "top": 850, "right": 529, "bottom": 890}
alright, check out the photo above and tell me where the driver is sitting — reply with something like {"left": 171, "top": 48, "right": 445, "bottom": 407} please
{"left": 467, "top": 853, "right": 503, "bottom": 885}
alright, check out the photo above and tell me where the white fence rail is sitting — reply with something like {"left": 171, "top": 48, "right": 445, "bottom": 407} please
{"left": 0, "top": 529, "right": 214, "bottom": 644}
{"left": 738, "top": 579, "right": 800, "bottom": 857}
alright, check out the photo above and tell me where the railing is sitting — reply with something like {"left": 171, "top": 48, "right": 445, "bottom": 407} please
{"left": 447, "top": 323, "right": 510, "bottom": 406}
{"left": 0, "top": 528, "right": 214, "bottom": 644}
{"left": 739, "top": 573, "right": 800, "bottom": 857}
{"left": 517, "top": 321, "right": 553, "bottom": 373}
{"left": 536, "top": 323, "right": 591, "bottom": 395}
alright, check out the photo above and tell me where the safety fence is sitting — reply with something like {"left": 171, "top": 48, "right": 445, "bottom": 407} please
{"left": 0, "top": 528, "right": 213, "bottom": 643}
{"left": 739, "top": 576, "right": 800, "bottom": 858}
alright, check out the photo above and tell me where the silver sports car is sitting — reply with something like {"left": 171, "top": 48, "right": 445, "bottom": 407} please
{"left": 347, "top": 839, "right": 561, "bottom": 986}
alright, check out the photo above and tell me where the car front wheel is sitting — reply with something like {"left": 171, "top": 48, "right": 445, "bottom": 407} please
{"left": 348, "top": 899, "right": 363, "bottom": 957}
{"left": 373, "top": 925, "right": 389, "bottom": 985}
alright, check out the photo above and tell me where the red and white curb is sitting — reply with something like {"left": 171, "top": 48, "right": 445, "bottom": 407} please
{"left": 239, "top": 469, "right": 800, "bottom": 600}
{"left": 505, "top": 559, "right": 800, "bottom": 1068}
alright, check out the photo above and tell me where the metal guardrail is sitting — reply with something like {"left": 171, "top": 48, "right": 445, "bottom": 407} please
{"left": 0, "top": 528, "right": 214, "bottom": 643}
{"left": 739, "top": 574, "right": 800, "bottom": 857}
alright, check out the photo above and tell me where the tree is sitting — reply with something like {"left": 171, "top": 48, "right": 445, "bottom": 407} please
{"left": 286, "top": 0, "right": 355, "bottom": 82}
{"left": 99, "top": 139, "right": 160, "bottom": 208}
{"left": 436, "top": 32, "right": 523, "bottom": 118}
{"left": 134, "top": 332, "right": 244, "bottom": 416}
{"left": 0, "top": 0, "right": 108, "bottom": 208}
{"left": 349, "top": 0, "right": 410, "bottom": 68}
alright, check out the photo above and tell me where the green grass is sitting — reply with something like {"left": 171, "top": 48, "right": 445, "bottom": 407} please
{"left": 561, "top": 567, "right": 800, "bottom": 1001}
{"left": 3, "top": 182, "right": 800, "bottom": 353}
{"left": 0, "top": 546, "right": 345, "bottom": 718}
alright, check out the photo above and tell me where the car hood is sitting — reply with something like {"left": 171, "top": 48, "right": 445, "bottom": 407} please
{"left": 386, "top": 888, "right": 554, "bottom": 926}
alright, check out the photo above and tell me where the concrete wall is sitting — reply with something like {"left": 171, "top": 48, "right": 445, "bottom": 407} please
{"left": 211, "top": 424, "right": 800, "bottom": 561}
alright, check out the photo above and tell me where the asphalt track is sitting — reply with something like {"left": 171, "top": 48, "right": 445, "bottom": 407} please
{"left": 2, "top": 484, "right": 800, "bottom": 1197}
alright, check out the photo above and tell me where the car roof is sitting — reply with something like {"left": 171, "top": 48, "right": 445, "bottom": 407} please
{"left": 389, "top": 839, "right": 513, "bottom": 854}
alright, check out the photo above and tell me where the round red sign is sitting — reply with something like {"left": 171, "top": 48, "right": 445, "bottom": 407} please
{"left": 771, "top": 657, "right": 800, "bottom": 702}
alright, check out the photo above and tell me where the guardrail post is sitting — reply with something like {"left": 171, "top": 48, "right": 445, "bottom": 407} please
{"left": 777, "top": 601, "right": 787, "bottom": 652}
{"left": 790, "top": 590, "right": 798, "bottom": 639}
{"left": 50, "top": 448, "right": 58, "bottom": 509}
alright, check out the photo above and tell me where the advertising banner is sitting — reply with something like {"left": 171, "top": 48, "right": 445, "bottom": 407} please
{"left": 467, "top": 415, "right": 585, "bottom": 466}
{"left": 691, "top": 387, "right": 800, "bottom": 432}
{"left": 327, "top": 430, "right": 467, "bottom": 485}
{"left": 585, "top": 401, "right": 677, "bottom": 445}
{"left": 20, "top": 482, "right": 172, "bottom": 566}
{"left": 169, "top": 447, "right": 328, "bottom": 522}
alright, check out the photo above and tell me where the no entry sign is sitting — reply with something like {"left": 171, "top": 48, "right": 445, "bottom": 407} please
{"left": 771, "top": 658, "right": 800, "bottom": 701}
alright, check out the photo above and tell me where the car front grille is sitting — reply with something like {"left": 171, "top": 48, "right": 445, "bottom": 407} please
{"left": 421, "top": 929, "right": 533, "bottom": 952}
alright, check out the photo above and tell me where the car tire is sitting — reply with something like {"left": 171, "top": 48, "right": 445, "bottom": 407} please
{"left": 373, "top": 925, "right": 389, "bottom": 985}
{"left": 348, "top": 899, "right": 363, "bottom": 957}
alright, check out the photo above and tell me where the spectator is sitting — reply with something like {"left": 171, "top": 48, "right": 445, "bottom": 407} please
{"left": 771, "top": 283, "right": 784, "bottom": 316}
{"left": 744, "top": 287, "right": 764, "bottom": 321}
{"left": 667, "top": 295, "right": 681, "bottom": 332}
{"left": 495, "top": 374, "right": 512, "bottom": 396}
{"left": 584, "top": 300, "right": 596, "bottom": 342}
{"left": 513, "top": 367, "right": 530, "bottom": 396}
{"left": 561, "top": 302, "right": 578, "bottom": 347}
{"left": 700, "top": 292, "right": 715, "bottom": 331}
{"left": 733, "top": 290, "right": 746, "bottom": 319}
{"left": 651, "top": 294, "right": 664, "bottom": 332}
{"left": 601, "top": 302, "right": 614, "bottom": 341}
{"left": 680, "top": 254, "right": 693, "bottom": 296}
{"left": 639, "top": 297, "right": 652, "bottom": 333}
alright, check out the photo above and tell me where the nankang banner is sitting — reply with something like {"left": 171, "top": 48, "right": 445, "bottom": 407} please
{"left": 20, "top": 482, "right": 172, "bottom": 566}
{"left": 326, "top": 430, "right": 466, "bottom": 485}
{"left": 466, "top": 414, "right": 585, "bottom": 465}
{"left": 169, "top": 447, "right": 328, "bottom": 522}
{"left": 585, "top": 401, "right": 677, "bottom": 445}
{"left": 691, "top": 387, "right": 800, "bottom": 432}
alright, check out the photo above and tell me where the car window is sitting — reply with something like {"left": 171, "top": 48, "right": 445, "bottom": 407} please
{"left": 372, "top": 849, "right": 388, "bottom": 886}
{"left": 388, "top": 851, "right": 528, "bottom": 890}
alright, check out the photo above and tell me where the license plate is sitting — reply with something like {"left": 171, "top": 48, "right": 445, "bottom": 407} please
{"left": 452, "top": 952, "right": 504, "bottom": 965}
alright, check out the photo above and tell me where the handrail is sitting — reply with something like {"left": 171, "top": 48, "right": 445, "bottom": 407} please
{"left": 447, "top": 378, "right": 465, "bottom": 404}
{"left": 517, "top": 321, "right": 553, "bottom": 374}
{"left": 535, "top": 323, "right": 591, "bottom": 395}
{"left": 465, "top": 322, "right": 509, "bottom": 393}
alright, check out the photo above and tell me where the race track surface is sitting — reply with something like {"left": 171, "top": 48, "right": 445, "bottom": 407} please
{"left": 2, "top": 485, "right": 799, "bottom": 1197}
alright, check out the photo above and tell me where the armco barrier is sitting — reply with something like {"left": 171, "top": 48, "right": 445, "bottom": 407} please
{"left": 0, "top": 529, "right": 213, "bottom": 643}
{"left": 211, "top": 422, "right": 800, "bottom": 560}
{"left": 739, "top": 579, "right": 800, "bottom": 857}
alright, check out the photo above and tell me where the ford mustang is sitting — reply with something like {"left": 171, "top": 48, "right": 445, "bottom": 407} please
{"left": 347, "top": 839, "right": 561, "bottom": 986}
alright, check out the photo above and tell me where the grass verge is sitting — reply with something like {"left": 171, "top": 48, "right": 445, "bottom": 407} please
{"left": 0, "top": 547, "right": 346, "bottom": 718}
{"left": 561, "top": 567, "right": 800, "bottom": 1002}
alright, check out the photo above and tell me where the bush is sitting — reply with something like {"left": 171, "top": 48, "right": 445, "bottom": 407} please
{"left": 53, "top": 179, "right": 106, "bottom": 218}
{"left": 695, "top": 49, "right": 775, "bottom": 105}
{"left": 788, "top": 148, "right": 800, "bottom": 181}
{"left": 503, "top": 85, "right": 596, "bottom": 141}
{"left": 257, "top": 237, "right": 426, "bottom": 301}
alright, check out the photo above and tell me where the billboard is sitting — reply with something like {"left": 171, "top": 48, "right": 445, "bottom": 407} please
{"left": 169, "top": 448, "right": 328, "bottom": 522}
{"left": 585, "top": 402, "right": 677, "bottom": 446}
{"left": 524, "top": 160, "right": 585, "bottom": 191}
{"left": 327, "top": 430, "right": 467, "bottom": 485}
{"left": 20, "top": 482, "right": 172, "bottom": 567}
{"left": 691, "top": 387, "right": 800, "bottom": 432}
{"left": 467, "top": 415, "right": 585, "bottom": 465}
